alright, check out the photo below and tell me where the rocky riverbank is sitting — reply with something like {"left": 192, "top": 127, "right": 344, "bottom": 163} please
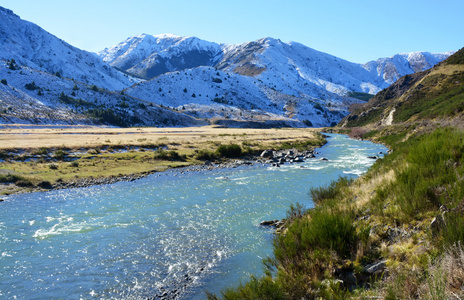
{"left": 1, "top": 147, "right": 323, "bottom": 196}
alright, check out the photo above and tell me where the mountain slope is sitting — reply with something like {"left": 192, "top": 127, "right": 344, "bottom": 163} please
{"left": 340, "top": 47, "right": 464, "bottom": 128}
{"left": 100, "top": 34, "right": 453, "bottom": 96}
{"left": 0, "top": 60, "right": 205, "bottom": 127}
{"left": 101, "top": 34, "right": 452, "bottom": 127}
{"left": 99, "top": 34, "right": 223, "bottom": 79}
{"left": 0, "top": 6, "right": 133, "bottom": 91}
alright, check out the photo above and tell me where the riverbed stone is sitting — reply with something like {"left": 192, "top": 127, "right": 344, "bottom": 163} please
{"left": 260, "top": 150, "right": 274, "bottom": 158}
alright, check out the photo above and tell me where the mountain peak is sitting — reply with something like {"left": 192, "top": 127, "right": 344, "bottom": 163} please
{"left": 0, "top": 6, "right": 18, "bottom": 18}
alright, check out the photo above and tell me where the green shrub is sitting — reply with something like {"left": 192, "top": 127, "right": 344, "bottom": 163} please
{"left": 53, "top": 149, "right": 67, "bottom": 160}
{"left": 216, "top": 144, "right": 242, "bottom": 158}
{"left": 441, "top": 211, "right": 464, "bottom": 248}
{"left": 274, "top": 207, "right": 357, "bottom": 266}
{"left": 1, "top": 79, "right": 7, "bottom": 85}
{"left": 0, "top": 174, "right": 29, "bottom": 184}
{"left": 194, "top": 149, "right": 216, "bottom": 161}
{"left": 212, "top": 275, "right": 284, "bottom": 300}
{"left": 153, "top": 149, "right": 184, "bottom": 161}
{"left": 309, "top": 177, "right": 353, "bottom": 205}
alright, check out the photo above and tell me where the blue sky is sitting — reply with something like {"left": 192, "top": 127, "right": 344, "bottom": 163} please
{"left": 1, "top": 0, "right": 463, "bottom": 63}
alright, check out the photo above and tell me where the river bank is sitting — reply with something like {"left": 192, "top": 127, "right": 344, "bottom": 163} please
{"left": 0, "top": 125, "right": 326, "bottom": 196}
{"left": 0, "top": 133, "right": 387, "bottom": 300}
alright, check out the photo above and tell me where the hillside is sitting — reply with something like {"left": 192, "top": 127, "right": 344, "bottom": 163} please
{"left": 0, "top": 7, "right": 133, "bottom": 91}
{"left": 0, "top": 61, "right": 205, "bottom": 127}
{"left": 215, "top": 47, "right": 464, "bottom": 299}
{"left": 107, "top": 35, "right": 452, "bottom": 127}
{"left": 0, "top": 6, "right": 454, "bottom": 127}
{"left": 340, "top": 47, "right": 464, "bottom": 129}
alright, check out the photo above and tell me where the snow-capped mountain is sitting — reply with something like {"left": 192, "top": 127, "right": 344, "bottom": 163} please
{"left": 0, "top": 6, "right": 133, "bottom": 91}
{"left": 0, "top": 60, "right": 205, "bottom": 127}
{"left": 99, "top": 34, "right": 223, "bottom": 79}
{"left": 100, "top": 34, "right": 453, "bottom": 95}
{"left": 0, "top": 5, "right": 454, "bottom": 128}
{"left": 114, "top": 35, "right": 452, "bottom": 127}
{"left": 362, "top": 51, "right": 454, "bottom": 85}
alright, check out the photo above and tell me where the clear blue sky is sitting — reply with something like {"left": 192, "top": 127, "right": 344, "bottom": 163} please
{"left": 1, "top": 0, "right": 463, "bottom": 63}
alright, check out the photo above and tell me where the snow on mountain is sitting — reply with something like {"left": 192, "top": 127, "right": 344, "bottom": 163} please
{"left": 102, "top": 34, "right": 453, "bottom": 96}
{"left": 0, "top": 5, "right": 454, "bottom": 128}
{"left": 362, "top": 51, "right": 455, "bottom": 85}
{"left": 99, "top": 34, "right": 223, "bottom": 79}
{"left": 109, "top": 34, "right": 452, "bottom": 127}
{"left": 0, "top": 61, "right": 205, "bottom": 127}
{"left": 0, "top": 6, "right": 134, "bottom": 91}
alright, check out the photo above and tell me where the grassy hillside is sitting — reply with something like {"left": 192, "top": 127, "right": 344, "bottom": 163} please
{"left": 342, "top": 47, "right": 464, "bottom": 128}
{"left": 212, "top": 48, "right": 464, "bottom": 299}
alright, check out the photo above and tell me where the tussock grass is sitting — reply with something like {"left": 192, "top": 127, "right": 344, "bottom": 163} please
{"left": 215, "top": 126, "right": 464, "bottom": 299}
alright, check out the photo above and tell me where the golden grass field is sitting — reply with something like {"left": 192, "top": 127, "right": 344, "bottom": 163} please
{"left": 0, "top": 125, "right": 324, "bottom": 195}
{"left": 0, "top": 125, "right": 320, "bottom": 150}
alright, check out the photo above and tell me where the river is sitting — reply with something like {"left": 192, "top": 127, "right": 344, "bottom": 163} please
{"left": 0, "top": 134, "right": 387, "bottom": 299}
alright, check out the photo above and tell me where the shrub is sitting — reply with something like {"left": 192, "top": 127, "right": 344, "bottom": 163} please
{"left": 70, "top": 161, "right": 79, "bottom": 168}
{"left": 213, "top": 275, "right": 284, "bottom": 300}
{"left": 217, "top": 144, "right": 242, "bottom": 158}
{"left": 0, "top": 174, "right": 30, "bottom": 185}
{"left": 309, "top": 177, "right": 353, "bottom": 205}
{"left": 53, "top": 149, "right": 67, "bottom": 160}
{"left": 1, "top": 79, "right": 7, "bottom": 85}
{"left": 153, "top": 149, "right": 184, "bottom": 161}
{"left": 25, "top": 81, "right": 39, "bottom": 90}
{"left": 194, "top": 149, "right": 216, "bottom": 161}
{"left": 49, "top": 164, "right": 58, "bottom": 170}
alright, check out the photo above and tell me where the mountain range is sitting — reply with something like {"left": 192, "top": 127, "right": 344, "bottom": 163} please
{"left": 0, "top": 6, "right": 455, "bottom": 127}
{"left": 340, "top": 47, "right": 464, "bottom": 129}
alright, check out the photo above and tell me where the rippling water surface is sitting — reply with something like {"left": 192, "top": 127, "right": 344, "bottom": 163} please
{"left": 0, "top": 134, "right": 387, "bottom": 299}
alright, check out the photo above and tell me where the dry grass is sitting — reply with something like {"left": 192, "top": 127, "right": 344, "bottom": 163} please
{"left": 0, "top": 125, "right": 320, "bottom": 151}
{"left": 0, "top": 125, "right": 323, "bottom": 194}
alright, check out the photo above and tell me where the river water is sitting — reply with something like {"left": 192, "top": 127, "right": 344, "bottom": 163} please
{"left": 0, "top": 134, "right": 387, "bottom": 299}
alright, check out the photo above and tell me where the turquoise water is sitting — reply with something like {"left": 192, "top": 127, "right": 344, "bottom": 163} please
{"left": 0, "top": 134, "right": 387, "bottom": 299}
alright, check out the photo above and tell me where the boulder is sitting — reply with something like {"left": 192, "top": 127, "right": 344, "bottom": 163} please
{"left": 294, "top": 156, "right": 304, "bottom": 162}
{"left": 363, "top": 260, "right": 387, "bottom": 276}
{"left": 260, "top": 150, "right": 274, "bottom": 158}
{"left": 260, "top": 220, "right": 279, "bottom": 226}
{"left": 430, "top": 213, "right": 447, "bottom": 237}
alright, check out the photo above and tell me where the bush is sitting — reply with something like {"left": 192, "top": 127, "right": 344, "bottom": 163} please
{"left": 0, "top": 174, "right": 30, "bottom": 185}
{"left": 309, "top": 177, "right": 353, "bottom": 205}
{"left": 275, "top": 207, "right": 358, "bottom": 261}
{"left": 49, "top": 164, "right": 58, "bottom": 170}
{"left": 53, "top": 149, "right": 67, "bottom": 160}
{"left": 217, "top": 144, "right": 242, "bottom": 158}
{"left": 70, "top": 161, "right": 79, "bottom": 168}
{"left": 213, "top": 275, "right": 284, "bottom": 300}
{"left": 194, "top": 149, "right": 216, "bottom": 161}
{"left": 1, "top": 79, "right": 7, "bottom": 85}
{"left": 153, "top": 149, "right": 184, "bottom": 161}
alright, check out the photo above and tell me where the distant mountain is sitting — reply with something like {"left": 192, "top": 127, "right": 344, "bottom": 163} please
{"left": 0, "top": 5, "right": 455, "bottom": 128}
{"left": 362, "top": 51, "right": 453, "bottom": 85}
{"left": 339, "top": 47, "right": 464, "bottom": 128}
{"left": 99, "top": 34, "right": 223, "bottom": 79}
{"left": 0, "top": 60, "right": 205, "bottom": 127}
{"left": 0, "top": 6, "right": 133, "bottom": 90}
{"left": 105, "top": 35, "right": 452, "bottom": 126}
{"left": 100, "top": 34, "right": 453, "bottom": 95}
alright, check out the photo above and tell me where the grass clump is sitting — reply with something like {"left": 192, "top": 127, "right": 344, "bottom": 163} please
{"left": 216, "top": 144, "right": 242, "bottom": 158}
{"left": 309, "top": 176, "right": 354, "bottom": 205}
{"left": 153, "top": 149, "right": 185, "bottom": 161}
{"left": 194, "top": 149, "right": 217, "bottom": 161}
